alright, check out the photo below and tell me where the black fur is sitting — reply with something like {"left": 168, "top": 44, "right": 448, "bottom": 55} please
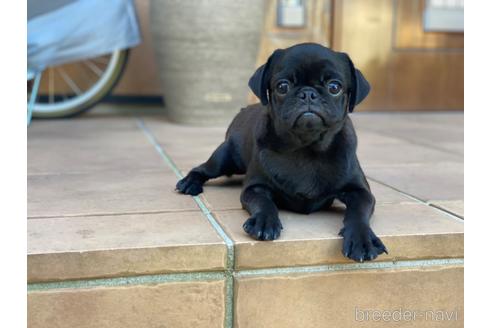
{"left": 176, "top": 43, "right": 387, "bottom": 262}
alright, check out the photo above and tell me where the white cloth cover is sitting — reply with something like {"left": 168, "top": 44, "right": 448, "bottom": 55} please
{"left": 28, "top": 0, "right": 141, "bottom": 71}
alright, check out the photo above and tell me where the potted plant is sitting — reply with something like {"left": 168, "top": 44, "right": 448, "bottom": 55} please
{"left": 150, "top": 0, "right": 266, "bottom": 125}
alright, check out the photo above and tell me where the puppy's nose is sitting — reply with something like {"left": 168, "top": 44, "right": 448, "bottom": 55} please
{"left": 298, "top": 88, "right": 318, "bottom": 101}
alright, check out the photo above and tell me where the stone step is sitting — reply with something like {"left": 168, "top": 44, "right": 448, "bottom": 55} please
{"left": 27, "top": 108, "right": 463, "bottom": 327}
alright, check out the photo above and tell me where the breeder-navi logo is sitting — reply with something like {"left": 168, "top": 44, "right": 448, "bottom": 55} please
{"left": 355, "top": 307, "right": 459, "bottom": 322}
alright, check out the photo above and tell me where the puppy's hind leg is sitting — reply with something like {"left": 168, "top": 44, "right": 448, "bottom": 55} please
{"left": 176, "top": 141, "right": 239, "bottom": 196}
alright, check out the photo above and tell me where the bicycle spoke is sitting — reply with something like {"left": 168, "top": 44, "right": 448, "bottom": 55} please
{"left": 49, "top": 68, "right": 54, "bottom": 103}
{"left": 91, "top": 56, "right": 110, "bottom": 65}
{"left": 30, "top": 50, "right": 124, "bottom": 117}
{"left": 83, "top": 60, "right": 103, "bottom": 77}
{"left": 77, "top": 61, "right": 97, "bottom": 89}
{"left": 57, "top": 67, "right": 82, "bottom": 95}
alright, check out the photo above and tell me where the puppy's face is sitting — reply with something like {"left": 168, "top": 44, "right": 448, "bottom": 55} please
{"left": 249, "top": 43, "right": 370, "bottom": 142}
{"left": 269, "top": 47, "right": 350, "bottom": 137}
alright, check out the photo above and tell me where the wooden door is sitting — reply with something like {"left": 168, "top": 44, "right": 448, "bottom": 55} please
{"left": 331, "top": 0, "right": 463, "bottom": 111}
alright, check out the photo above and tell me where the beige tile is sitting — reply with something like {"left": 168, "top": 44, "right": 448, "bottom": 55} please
{"left": 200, "top": 176, "right": 244, "bottom": 210}
{"left": 28, "top": 211, "right": 226, "bottom": 282}
{"left": 28, "top": 279, "right": 225, "bottom": 328}
{"left": 28, "top": 117, "right": 167, "bottom": 175}
{"left": 436, "top": 143, "right": 463, "bottom": 155}
{"left": 352, "top": 113, "right": 463, "bottom": 157}
{"left": 355, "top": 123, "right": 462, "bottom": 166}
{"left": 199, "top": 177, "right": 414, "bottom": 212}
{"left": 364, "top": 163, "right": 463, "bottom": 201}
{"left": 352, "top": 112, "right": 463, "bottom": 126}
{"left": 27, "top": 116, "right": 199, "bottom": 217}
{"left": 88, "top": 104, "right": 165, "bottom": 117}
{"left": 352, "top": 113, "right": 463, "bottom": 141}
{"left": 357, "top": 141, "right": 461, "bottom": 167}
{"left": 28, "top": 144, "right": 165, "bottom": 175}
{"left": 143, "top": 118, "right": 227, "bottom": 170}
{"left": 213, "top": 203, "right": 463, "bottom": 269}
{"left": 355, "top": 130, "right": 403, "bottom": 145}
{"left": 28, "top": 170, "right": 198, "bottom": 218}
{"left": 164, "top": 142, "right": 220, "bottom": 172}
{"left": 28, "top": 117, "right": 151, "bottom": 148}
{"left": 234, "top": 265, "right": 463, "bottom": 328}
{"left": 143, "top": 117, "right": 227, "bottom": 146}
{"left": 367, "top": 180, "right": 416, "bottom": 204}
{"left": 431, "top": 200, "right": 464, "bottom": 218}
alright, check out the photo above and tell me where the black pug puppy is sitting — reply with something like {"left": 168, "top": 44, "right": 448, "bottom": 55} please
{"left": 176, "top": 43, "right": 387, "bottom": 262}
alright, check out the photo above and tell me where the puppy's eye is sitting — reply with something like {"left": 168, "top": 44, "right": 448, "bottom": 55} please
{"left": 276, "top": 81, "right": 290, "bottom": 95}
{"left": 326, "top": 80, "right": 343, "bottom": 96}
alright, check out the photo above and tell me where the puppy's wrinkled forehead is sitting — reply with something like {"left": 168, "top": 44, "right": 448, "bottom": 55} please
{"left": 272, "top": 44, "right": 349, "bottom": 84}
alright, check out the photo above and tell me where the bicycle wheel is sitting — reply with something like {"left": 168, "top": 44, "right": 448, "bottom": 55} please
{"left": 30, "top": 49, "right": 129, "bottom": 118}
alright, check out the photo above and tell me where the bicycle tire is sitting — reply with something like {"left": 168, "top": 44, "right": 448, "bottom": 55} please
{"left": 32, "top": 49, "right": 130, "bottom": 118}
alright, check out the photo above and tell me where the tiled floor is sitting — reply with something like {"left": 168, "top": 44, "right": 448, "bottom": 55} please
{"left": 27, "top": 105, "right": 464, "bottom": 328}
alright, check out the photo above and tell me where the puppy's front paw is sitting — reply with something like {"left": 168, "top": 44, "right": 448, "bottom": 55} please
{"left": 339, "top": 224, "right": 387, "bottom": 262}
{"left": 176, "top": 173, "right": 204, "bottom": 196}
{"left": 243, "top": 213, "right": 283, "bottom": 241}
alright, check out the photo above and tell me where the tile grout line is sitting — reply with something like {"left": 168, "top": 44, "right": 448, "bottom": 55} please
{"left": 28, "top": 209, "right": 206, "bottom": 220}
{"left": 136, "top": 118, "right": 235, "bottom": 328}
{"left": 234, "top": 258, "right": 464, "bottom": 278}
{"left": 135, "top": 118, "right": 235, "bottom": 262}
{"left": 28, "top": 271, "right": 226, "bottom": 292}
{"left": 429, "top": 204, "right": 464, "bottom": 220}
{"left": 27, "top": 258, "right": 464, "bottom": 291}
{"left": 366, "top": 176, "right": 464, "bottom": 222}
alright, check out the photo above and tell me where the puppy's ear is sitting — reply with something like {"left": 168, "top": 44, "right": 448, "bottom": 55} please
{"left": 342, "top": 53, "right": 371, "bottom": 112}
{"left": 249, "top": 49, "right": 284, "bottom": 105}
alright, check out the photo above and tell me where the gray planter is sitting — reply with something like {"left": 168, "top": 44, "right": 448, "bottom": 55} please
{"left": 150, "top": 0, "right": 265, "bottom": 125}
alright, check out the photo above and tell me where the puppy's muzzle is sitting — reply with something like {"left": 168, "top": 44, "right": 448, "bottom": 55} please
{"left": 294, "top": 111, "right": 325, "bottom": 130}
{"left": 292, "top": 87, "right": 326, "bottom": 130}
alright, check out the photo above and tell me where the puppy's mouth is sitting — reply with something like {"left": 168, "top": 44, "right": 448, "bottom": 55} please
{"left": 293, "top": 111, "right": 326, "bottom": 130}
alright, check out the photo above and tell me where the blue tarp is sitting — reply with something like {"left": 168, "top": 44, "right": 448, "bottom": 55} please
{"left": 27, "top": 0, "right": 141, "bottom": 72}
